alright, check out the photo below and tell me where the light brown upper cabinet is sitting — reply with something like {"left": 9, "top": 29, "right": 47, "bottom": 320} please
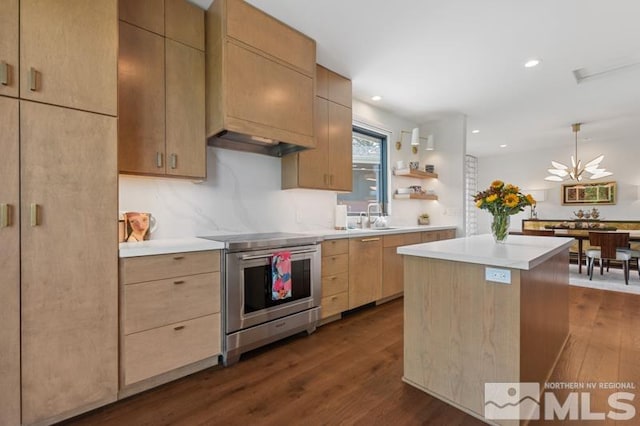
{"left": 119, "top": 0, "right": 165, "bottom": 35}
{"left": 206, "top": 0, "right": 316, "bottom": 149}
{"left": 0, "top": 0, "right": 18, "bottom": 98}
{"left": 19, "top": 0, "right": 117, "bottom": 115}
{"left": 282, "top": 65, "right": 353, "bottom": 191}
{"left": 0, "top": 97, "right": 20, "bottom": 426}
{"left": 118, "top": 0, "right": 206, "bottom": 179}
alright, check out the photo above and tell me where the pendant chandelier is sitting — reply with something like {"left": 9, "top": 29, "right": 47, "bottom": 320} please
{"left": 544, "top": 123, "right": 612, "bottom": 182}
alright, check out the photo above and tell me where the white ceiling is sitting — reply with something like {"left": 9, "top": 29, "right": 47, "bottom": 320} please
{"left": 191, "top": 0, "right": 640, "bottom": 157}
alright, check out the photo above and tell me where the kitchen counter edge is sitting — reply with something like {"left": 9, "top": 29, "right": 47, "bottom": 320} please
{"left": 119, "top": 238, "right": 225, "bottom": 258}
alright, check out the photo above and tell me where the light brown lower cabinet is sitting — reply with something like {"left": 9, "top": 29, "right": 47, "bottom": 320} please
{"left": 382, "top": 232, "right": 422, "bottom": 298}
{"left": 0, "top": 96, "right": 20, "bottom": 426}
{"left": 348, "top": 236, "right": 383, "bottom": 309}
{"left": 20, "top": 101, "right": 118, "bottom": 425}
{"left": 120, "top": 250, "right": 222, "bottom": 390}
{"left": 320, "top": 239, "right": 349, "bottom": 319}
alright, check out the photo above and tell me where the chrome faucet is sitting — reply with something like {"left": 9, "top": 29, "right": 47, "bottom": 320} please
{"left": 367, "top": 203, "right": 382, "bottom": 228}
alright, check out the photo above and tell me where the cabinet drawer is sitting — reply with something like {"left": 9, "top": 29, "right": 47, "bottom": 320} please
{"left": 225, "top": 0, "right": 315, "bottom": 75}
{"left": 438, "top": 229, "right": 456, "bottom": 240}
{"left": 322, "top": 253, "right": 348, "bottom": 276}
{"left": 123, "top": 313, "right": 220, "bottom": 386}
{"left": 120, "top": 250, "right": 220, "bottom": 284}
{"left": 321, "top": 291, "right": 348, "bottom": 319}
{"left": 322, "top": 238, "right": 348, "bottom": 256}
{"left": 123, "top": 272, "right": 220, "bottom": 334}
{"left": 383, "top": 232, "right": 421, "bottom": 248}
{"left": 322, "top": 272, "right": 348, "bottom": 297}
{"left": 421, "top": 231, "right": 438, "bottom": 243}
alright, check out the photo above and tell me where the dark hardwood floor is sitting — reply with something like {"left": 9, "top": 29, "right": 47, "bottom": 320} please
{"left": 63, "top": 286, "right": 640, "bottom": 425}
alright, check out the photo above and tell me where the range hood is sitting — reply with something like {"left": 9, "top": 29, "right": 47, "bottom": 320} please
{"left": 207, "top": 131, "right": 310, "bottom": 158}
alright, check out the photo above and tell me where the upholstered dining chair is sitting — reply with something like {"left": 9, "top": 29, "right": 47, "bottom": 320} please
{"left": 586, "top": 232, "right": 631, "bottom": 285}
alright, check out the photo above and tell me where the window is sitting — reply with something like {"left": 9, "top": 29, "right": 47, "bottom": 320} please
{"left": 337, "top": 127, "right": 388, "bottom": 215}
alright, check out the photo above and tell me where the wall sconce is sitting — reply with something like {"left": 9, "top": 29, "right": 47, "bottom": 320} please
{"left": 396, "top": 128, "right": 416, "bottom": 150}
{"left": 396, "top": 128, "right": 434, "bottom": 153}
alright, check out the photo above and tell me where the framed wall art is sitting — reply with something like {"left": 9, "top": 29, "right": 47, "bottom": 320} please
{"left": 561, "top": 181, "right": 616, "bottom": 205}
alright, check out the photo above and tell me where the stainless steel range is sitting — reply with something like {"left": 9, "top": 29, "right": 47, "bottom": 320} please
{"left": 201, "top": 232, "right": 322, "bottom": 365}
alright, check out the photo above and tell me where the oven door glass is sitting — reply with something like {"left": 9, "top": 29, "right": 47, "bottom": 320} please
{"left": 243, "top": 258, "right": 311, "bottom": 314}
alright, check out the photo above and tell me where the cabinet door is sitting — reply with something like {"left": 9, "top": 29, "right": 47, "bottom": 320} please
{"left": 327, "top": 69, "right": 352, "bottom": 108}
{"left": 21, "top": 101, "right": 118, "bottom": 425}
{"left": 348, "top": 237, "right": 382, "bottom": 309}
{"left": 165, "top": 0, "right": 204, "bottom": 51}
{"left": 225, "top": 42, "right": 314, "bottom": 147}
{"left": 166, "top": 39, "right": 206, "bottom": 178}
{"left": 297, "top": 97, "right": 330, "bottom": 188}
{"left": 0, "top": 0, "right": 18, "bottom": 98}
{"left": 118, "top": 21, "right": 166, "bottom": 175}
{"left": 0, "top": 97, "right": 20, "bottom": 426}
{"left": 328, "top": 102, "right": 353, "bottom": 191}
{"left": 382, "top": 233, "right": 422, "bottom": 298}
{"left": 119, "top": 0, "right": 165, "bottom": 35}
{"left": 20, "top": 0, "right": 117, "bottom": 115}
{"left": 316, "top": 65, "right": 329, "bottom": 99}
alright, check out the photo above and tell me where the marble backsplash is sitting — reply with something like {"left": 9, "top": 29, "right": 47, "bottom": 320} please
{"left": 119, "top": 147, "right": 338, "bottom": 239}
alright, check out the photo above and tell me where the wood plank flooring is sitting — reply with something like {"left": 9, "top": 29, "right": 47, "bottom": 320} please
{"left": 63, "top": 286, "right": 640, "bottom": 425}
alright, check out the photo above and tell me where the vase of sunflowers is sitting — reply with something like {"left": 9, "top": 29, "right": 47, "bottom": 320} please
{"left": 474, "top": 180, "right": 535, "bottom": 243}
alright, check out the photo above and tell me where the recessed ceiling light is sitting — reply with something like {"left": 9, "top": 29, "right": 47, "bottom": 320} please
{"left": 471, "top": 129, "right": 480, "bottom": 134}
{"left": 371, "top": 95, "right": 382, "bottom": 101}
{"left": 524, "top": 59, "right": 541, "bottom": 68}
{"left": 500, "top": 144, "right": 508, "bottom": 148}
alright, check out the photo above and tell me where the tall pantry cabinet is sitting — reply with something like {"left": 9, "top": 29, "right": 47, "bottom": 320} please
{"left": 0, "top": 1, "right": 119, "bottom": 425}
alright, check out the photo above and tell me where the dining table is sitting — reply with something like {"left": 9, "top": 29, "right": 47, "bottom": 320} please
{"left": 512, "top": 229, "right": 640, "bottom": 274}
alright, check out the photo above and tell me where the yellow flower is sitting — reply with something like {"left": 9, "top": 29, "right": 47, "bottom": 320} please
{"left": 504, "top": 193, "right": 519, "bottom": 208}
{"left": 505, "top": 184, "right": 519, "bottom": 193}
{"left": 476, "top": 199, "right": 483, "bottom": 208}
{"left": 486, "top": 194, "right": 498, "bottom": 203}
{"left": 526, "top": 194, "right": 536, "bottom": 205}
{"left": 491, "top": 180, "right": 504, "bottom": 189}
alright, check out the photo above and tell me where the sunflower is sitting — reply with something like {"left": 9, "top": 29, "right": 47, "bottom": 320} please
{"left": 476, "top": 199, "right": 483, "bottom": 208}
{"left": 504, "top": 193, "right": 519, "bottom": 208}
{"left": 491, "top": 180, "right": 504, "bottom": 189}
{"left": 486, "top": 194, "right": 498, "bottom": 203}
{"left": 526, "top": 194, "right": 536, "bottom": 205}
{"left": 504, "top": 184, "right": 519, "bottom": 193}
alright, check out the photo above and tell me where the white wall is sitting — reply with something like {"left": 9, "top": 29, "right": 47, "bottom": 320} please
{"left": 477, "top": 138, "right": 640, "bottom": 234}
{"left": 119, "top": 102, "right": 468, "bottom": 238}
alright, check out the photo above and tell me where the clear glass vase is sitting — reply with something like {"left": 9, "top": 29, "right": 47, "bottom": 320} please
{"left": 491, "top": 214, "right": 510, "bottom": 243}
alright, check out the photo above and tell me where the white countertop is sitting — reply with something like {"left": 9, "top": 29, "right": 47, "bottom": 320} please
{"left": 119, "top": 238, "right": 225, "bottom": 258}
{"left": 397, "top": 234, "right": 574, "bottom": 270}
{"left": 308, "top": 225, "right": 457, "bottom": 240}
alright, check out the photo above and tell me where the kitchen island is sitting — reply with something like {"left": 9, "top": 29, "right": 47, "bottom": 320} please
{"left": 398, "top": 234, "right": 574, "bottom": 425}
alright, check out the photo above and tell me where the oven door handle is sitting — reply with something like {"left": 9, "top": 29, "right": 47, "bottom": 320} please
{"left": 241, "top": 248, "right": 317, "bottom": 260}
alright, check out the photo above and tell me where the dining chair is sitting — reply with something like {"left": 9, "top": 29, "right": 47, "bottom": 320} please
{"left": 586, "top": 232, "right": 631, "bottom": 284}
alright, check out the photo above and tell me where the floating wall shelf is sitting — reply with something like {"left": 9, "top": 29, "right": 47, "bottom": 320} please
{"left": 393, "top": 169, "right": 438, "bottom": 179}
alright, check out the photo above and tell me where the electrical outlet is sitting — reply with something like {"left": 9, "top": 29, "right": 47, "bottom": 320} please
{"left": 485, "top": 267, "right": 511, "bottom": 284}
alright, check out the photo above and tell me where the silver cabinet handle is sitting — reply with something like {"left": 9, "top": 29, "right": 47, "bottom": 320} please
{"left": 28, "top": 67, "right": 38, "bottom": 91}
{"left": 173, "top": 280, "right": 185, "bottom": 285}
{"left": 174, "top": 325, "right": 185, "bottom": 331}
{"left": 30, "top": 203, "right": 39, "bottom": 227}
{"left": 0, "top": 61, "right": 8, "bottom": 86}
{"left": 330, "top": 175, "right": 334, "bottom": 185}
{"left": 156, "top": 152, "right": 163, "bottom": 168}
{"left": 360, "top": 237, "right": 380, "bottom": 242}
{"left": 170, "top": 153, "right": 177, "bottom": 169}
{"left": 0, "top": 204, "right": 11, "bottom": 228}
{"left": 173, "top": 255, "right": 184, "bottom": 260}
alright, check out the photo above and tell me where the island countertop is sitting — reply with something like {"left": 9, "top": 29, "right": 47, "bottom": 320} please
{"left": 397, "top": 234, "right": 574, "bottom": 270}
